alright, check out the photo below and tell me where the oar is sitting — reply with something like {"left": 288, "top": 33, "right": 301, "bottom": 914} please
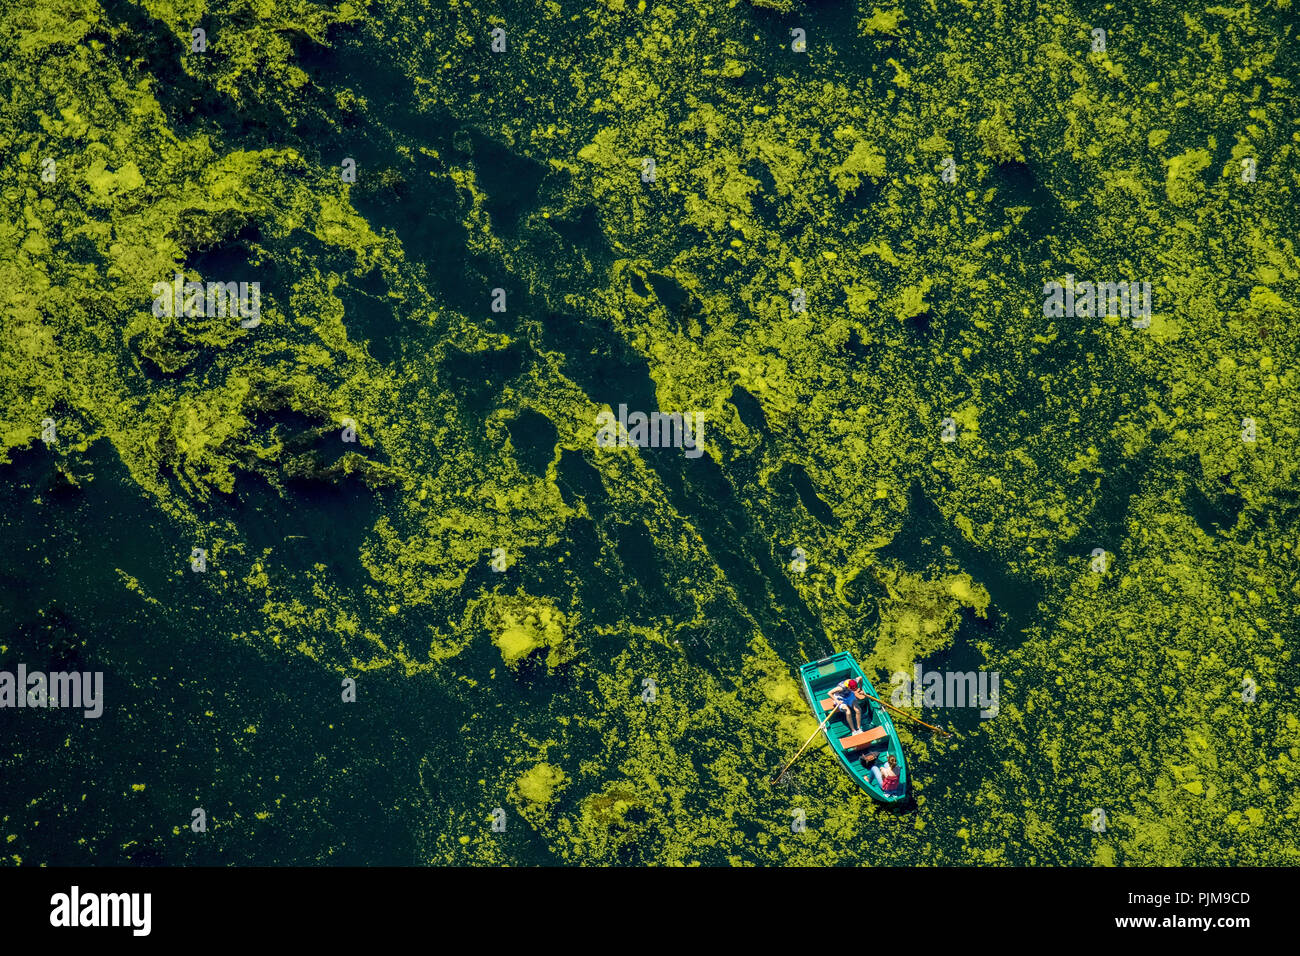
{"left": 860, "top": 689, "right": 958, "bottom": 738}
{"left": 770, "top": 709, "right": 836, "bottom": 786}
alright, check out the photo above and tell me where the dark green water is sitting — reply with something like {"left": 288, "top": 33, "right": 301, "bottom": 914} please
{"left": 6, "top": 0, "right": 1293, "bottom": 868}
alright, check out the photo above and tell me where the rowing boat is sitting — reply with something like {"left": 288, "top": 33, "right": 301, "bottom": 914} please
{"left": 798, "top": 651, "right": 908, "bottom": 802}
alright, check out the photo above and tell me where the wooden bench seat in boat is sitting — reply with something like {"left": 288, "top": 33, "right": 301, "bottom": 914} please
{"left": 839, "top": 726, "right": 888, "bottom": 750}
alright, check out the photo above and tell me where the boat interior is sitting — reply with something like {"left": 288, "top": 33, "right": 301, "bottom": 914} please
{"left": 807, "top": 662, "right": 892, "bottom": 765}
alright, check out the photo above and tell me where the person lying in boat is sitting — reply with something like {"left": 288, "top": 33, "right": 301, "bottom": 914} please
{"left": 871, "top": 753, "right": 901, "bottom": 793}
{"left": 829, "top": 678, "right": 865, "bottom": 734}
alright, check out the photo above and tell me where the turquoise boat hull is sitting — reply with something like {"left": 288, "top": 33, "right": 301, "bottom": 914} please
{"left": 799, "top": 652, "right": 908, "bottom": 803}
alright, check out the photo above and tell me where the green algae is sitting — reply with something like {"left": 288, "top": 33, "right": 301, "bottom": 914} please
{"left": 2, "top": 0, "right": 1298, "bottom": 867}
{"left": 486, "top": 595, "right": 576, "bottom": 671}
{"left": 513, "top": 761, "right": 567, "bottom": 806}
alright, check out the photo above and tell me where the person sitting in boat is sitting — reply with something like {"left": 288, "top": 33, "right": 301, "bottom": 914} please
{"left": 871, "top": 753, "right": 901, "bottom": 792}
{"left": 830, "top": 678, "right": 865, "bottom": 734}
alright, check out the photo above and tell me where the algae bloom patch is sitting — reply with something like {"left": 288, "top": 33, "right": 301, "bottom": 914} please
{"left": 489, "top": 601, "right": 575, "bottom": 670}
{"left": 513, "top": 762, "right": 567, "bottom": 806}
{"left": 496, "top": 625, "right": 540, "bottom": 664}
